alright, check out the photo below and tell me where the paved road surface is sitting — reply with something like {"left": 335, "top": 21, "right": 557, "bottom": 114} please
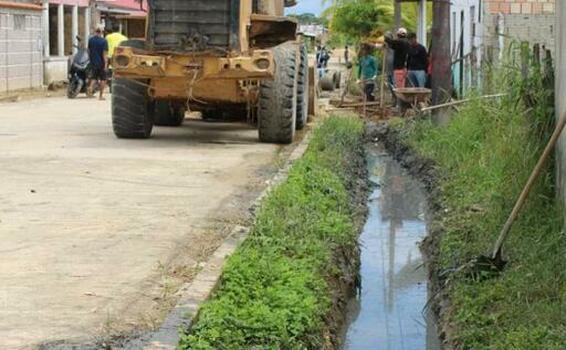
{"left": 0, "top": 97, "right": 280, "bottom": 349}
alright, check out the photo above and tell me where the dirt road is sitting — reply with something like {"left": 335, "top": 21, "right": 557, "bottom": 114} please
{"left": 0, "top": 97, "right": 281, "bottom": 349}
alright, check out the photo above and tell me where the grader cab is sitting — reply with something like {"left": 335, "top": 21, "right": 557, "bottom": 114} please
{"left": 111, "top": 0, "right": 313, "bottom": 144}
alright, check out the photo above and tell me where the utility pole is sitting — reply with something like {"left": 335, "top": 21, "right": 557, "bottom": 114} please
{"left": 430, "top": 0, "right": 452, "bottom": 124}
{"left": 394, "top": 0, "right": 401, "bottom": 29}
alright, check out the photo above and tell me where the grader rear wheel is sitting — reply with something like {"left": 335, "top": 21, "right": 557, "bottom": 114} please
{"left": 112, "top": 78, "right": 154, "bottom": 139}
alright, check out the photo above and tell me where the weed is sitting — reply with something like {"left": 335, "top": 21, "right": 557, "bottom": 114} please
{"left": 178, "top": 116, "right": 365, "bottom": 349}
{"left": 398, "top": 45, "right": 566, "bottom": 349}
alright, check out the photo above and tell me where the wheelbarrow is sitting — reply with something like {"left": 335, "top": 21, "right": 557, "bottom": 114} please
{"left": 393, "top": 87, "right": 432, "bottom": 115}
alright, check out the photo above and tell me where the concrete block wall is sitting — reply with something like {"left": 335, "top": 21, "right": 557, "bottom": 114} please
{"left": 483, "top": 0, "right": 555, "bottom": 55}
{"left": 0, "top": 7, "right": 43, "bottom": 94}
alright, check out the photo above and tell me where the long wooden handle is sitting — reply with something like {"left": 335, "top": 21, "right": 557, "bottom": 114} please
{"left": 492, "top": 110, "right": 566, "bottom": 259}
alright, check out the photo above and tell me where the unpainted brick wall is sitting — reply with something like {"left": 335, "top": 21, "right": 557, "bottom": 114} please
{"left": 485, "top": 0, "right": 555, "bottom": 15}
{"left": 0, "top": 7, "right": 43, "bottom": 93}
{"left": 483, "top": 0, "right": 555, "bottom": 53}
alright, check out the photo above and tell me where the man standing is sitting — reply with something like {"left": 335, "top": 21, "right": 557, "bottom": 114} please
{"left": 344, "top": 45, "right": 350, "bottom": 64}
{"left": 88, "top": 28, "right": 108, "bottom": 100}
{"left": 406, "top": 33, "right": 428, "bottom": 88}
{"left": 357, "top": 44, "right": 378, "bottom": 101}
{"left": 384, "top": 27, "right": 410, "bottom": 88}
{"left": 105, "top": 25, "right": 128, "bottom": 59}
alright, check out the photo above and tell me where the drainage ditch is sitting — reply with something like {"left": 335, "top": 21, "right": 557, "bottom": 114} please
{"left": 342, "top": 145, "right": 441, "bottom": 350}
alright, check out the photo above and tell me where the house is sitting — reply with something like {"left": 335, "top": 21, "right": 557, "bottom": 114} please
{"left": 41, "top": 0, "right": 92, "bottom": 85}
{"left": 449, "top": 0, "right": 556, "bottom": 96}
{"left": 0, "top": 0, "right": 43, "bottom": 94}
{"left": 95, "top": 0, "right": 147, "bottom": 39}
{"left": 42, "top": 0, "right": 147, "bottom": 85}
{"left": 450, "top": 0, "right": 483, "bottom": 96}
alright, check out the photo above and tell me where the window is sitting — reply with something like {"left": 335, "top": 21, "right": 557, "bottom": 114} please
{"left": 13, "top": 14, "right": 26, "bottom": 31}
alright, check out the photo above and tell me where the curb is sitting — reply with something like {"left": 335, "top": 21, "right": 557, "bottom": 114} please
{"left": 131, "top": 130, "right": 314, "bottom": 349}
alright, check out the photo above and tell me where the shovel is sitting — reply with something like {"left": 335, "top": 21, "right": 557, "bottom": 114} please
{"left": 470, "top": 110, "right": 566, "bottom": 276}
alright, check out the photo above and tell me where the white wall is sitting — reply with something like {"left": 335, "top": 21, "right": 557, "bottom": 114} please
{"left": 0, "top": 8, "right": 44, "bottom": 93}
{"left": 450, "top": 0, "right": 483, "bottom": 95}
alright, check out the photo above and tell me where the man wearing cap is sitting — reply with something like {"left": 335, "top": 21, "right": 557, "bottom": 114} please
{"left": 384, "top": 28, "right": 410, "bottom": 89}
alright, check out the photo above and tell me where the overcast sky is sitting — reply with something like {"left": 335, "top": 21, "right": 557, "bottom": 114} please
{"left": 286, "top": 1, "right": 327, "bottom": 15}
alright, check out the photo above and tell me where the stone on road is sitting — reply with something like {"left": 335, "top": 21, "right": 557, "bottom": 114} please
{"left": 0, "top": 97, "right": 279, "bottom": 349}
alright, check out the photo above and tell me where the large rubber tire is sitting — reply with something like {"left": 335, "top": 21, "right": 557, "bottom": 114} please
{"left": 119, "top": 39, "right": 145, "bottom": 50}
{"left": 67, "top": 78, "right": 82, "bottom": 99}
{"left": 319, "top": 73, "right": 335, "bottom": 91}
{"left": 295, "top": 44, "right": 309, "bottom": 130}
{"left": 258, "top": 43, "right": 298, "bottom": 144}
{"left": 153, "top": 101, "right": 186, "bottom": 127}
{"left": 112, "top": 78, "right": 154, "bottom": 139}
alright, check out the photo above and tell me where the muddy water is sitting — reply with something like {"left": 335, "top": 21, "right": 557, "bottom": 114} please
{"left": 342, "top": 146, "right": 441, "bottom": 350}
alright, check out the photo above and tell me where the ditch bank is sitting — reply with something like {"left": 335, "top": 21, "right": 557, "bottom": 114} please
{"left": 179, "top": 116, "right": 370, "bottom": 350}
{"left": 369, "top": 102, "right": 565, "bottom": 350}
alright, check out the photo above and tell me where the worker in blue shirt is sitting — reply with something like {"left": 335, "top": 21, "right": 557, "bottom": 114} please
{"left": 357, "top": 43, "right": 379, "bottom": 101}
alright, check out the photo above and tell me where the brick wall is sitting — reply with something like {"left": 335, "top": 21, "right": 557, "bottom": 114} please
{"left": 0, "top": 6, "right": 43, "bottom": 93}
{"left": 483, "top": 0, "right": 556, "bottom": 56}
{"left": 485, "top": 0, "right": 555, "bottom": 15}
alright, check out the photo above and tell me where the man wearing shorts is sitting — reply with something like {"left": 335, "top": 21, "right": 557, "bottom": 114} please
{"left": 88, "top": 28, "right": 108, "bottom": 100}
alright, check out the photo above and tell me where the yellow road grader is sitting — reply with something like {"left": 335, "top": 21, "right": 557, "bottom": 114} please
{"left": 111, "top": 0, "right": 313, "bottom": 144}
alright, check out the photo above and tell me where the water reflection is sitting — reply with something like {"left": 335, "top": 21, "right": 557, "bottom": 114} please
{"left": 343, "top": 146, "right": 441, "bottom": 350}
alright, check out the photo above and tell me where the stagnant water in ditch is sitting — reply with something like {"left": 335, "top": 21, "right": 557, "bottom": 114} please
{"left": 342, "top": 146, "right": 441, "bottom": 350}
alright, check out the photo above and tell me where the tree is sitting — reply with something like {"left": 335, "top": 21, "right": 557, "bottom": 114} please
{"left": 288, "top": 13, "right": 328, "bottom": 26}
{"left": 325, "top": 0, "right": 430, "bottom": 43}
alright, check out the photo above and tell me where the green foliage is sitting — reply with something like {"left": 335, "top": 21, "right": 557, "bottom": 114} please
{"left": 398, "top": 49, "right": 566, "bottom": 349}
{"left": 288, "top": 12, "right": 328, "bottom": 26}
{"left": 325, "top": 0, "right": 431, "bottom": 43}
{"left": 179, "top": 116, "right": 364, "bottom": 349}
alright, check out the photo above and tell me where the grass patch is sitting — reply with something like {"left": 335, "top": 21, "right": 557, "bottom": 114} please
{"left": 179, "top": 116, "right": 365, "bottom": 349}
{"left": 398, "top": 57, "right": 566, "bottom": 349}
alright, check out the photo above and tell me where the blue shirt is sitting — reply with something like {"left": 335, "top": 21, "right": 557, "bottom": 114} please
{"left": 358, "top": 55, "right": 378, "bottom": 80}
{"left": 88, "top": 35, "right": 108, "bottom": 69}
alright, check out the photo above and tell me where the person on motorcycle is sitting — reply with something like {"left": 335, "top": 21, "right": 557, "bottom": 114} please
{"left": 88, "top": 28, "right": 108, "bottom": 100}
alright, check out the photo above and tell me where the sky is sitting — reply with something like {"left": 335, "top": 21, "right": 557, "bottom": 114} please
{"left": 286, "top": 1, "right": 327, "bottom": 16}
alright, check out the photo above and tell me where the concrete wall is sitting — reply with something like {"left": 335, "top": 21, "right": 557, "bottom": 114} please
{"left": 0, "top": 6, "right": 43, "bottom": 93}
{"left": 450, "top": 0, "right": 483, "bottom": 95}
{"left": 556, "top": 1, "right": 566, "bottom": 205}
{"left": 483, "top": 0, "right": 555, "bottom": 56}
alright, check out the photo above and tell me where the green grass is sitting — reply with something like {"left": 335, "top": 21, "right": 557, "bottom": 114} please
{"left": 179, "top": 116, "right": 365, "bottom": 350}
{"left": 399, "top": 61, "right": 566, "bottom": 349}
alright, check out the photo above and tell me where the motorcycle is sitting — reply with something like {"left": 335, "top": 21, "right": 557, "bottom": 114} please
{"left": 67, "top": 36, "right": 91, "bottom": 99}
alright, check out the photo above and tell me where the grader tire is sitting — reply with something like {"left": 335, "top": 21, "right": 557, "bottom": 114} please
{"left": 154, "top": 101, "right": 185, "bottom": 127}
{"left": 119, "top": 39, "right": 145, "bottom": 50}
{"left": 296, "top": 44, "right": 309, "bottom": 130}
{"left": 320, "top": 74, "right": 335, "bottom": 91}
{"left": 112, "top": 78, "right": 154, "bottom": 139}
{"left": 258, "top": 42, "right": 297, "bottom": 144}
